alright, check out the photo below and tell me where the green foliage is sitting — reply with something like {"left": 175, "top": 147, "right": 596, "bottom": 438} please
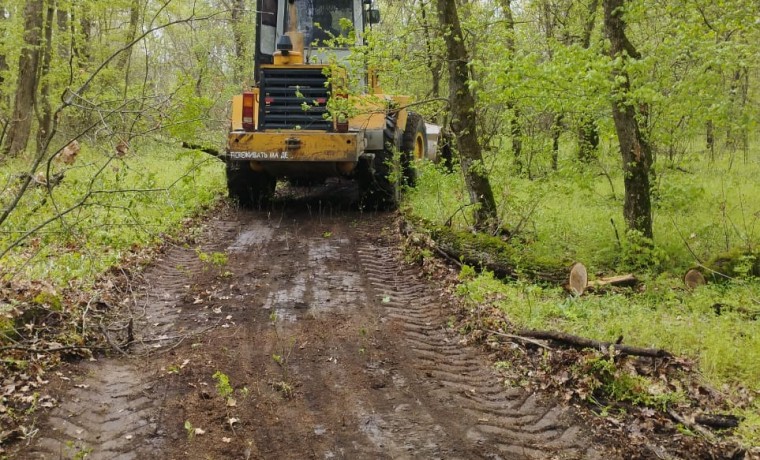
{"left": 620, "top": 230, "right": 669, "bottom": 271}
{"left": 585, "top": 355, "right": 685, "bottom": 411}
{"left": 0, "top": 142, "right": 224, "bottom": 287}
{"left": 184, "top": 420, "right": 195, "bottom": 441}
{"left": 196, "top": 249, "right": 228, "bottom": 273}
{"left": 212, "top": 371, "right": 233, "bottom": 399}
{"left": 32, "top": 291, "right": 63, "bottom": 312}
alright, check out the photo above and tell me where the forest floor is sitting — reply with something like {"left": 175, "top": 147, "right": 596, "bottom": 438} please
{"left": 5, "top": 181, "right": 751, "bottom": 459}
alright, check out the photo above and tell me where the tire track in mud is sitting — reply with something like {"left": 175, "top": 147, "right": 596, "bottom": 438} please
{"left": 21, "top": 206, "right": 612, "bottom": 459}
{"left": 25, "top": 362, "right": 165, "bottom": 460}
{"left": 355, "top": 221, "right": 604, "bottom": 460}
{"left": 23, "top": 219, "right": 239, "bottom": 460}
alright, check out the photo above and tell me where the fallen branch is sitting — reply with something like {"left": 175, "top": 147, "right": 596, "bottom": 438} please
{"left": 182, "top": 141, "right": 223, "bottom": 159}
{"left": 695, "top": 413, "right": 742, "bottom": 430}
{"left": 517, "top": 329, "right": 672, "bottom": 358}
{"left": 488, "top": 330, "right": 552, "bottom": 350}
{"left": 0, "top": 344, "right": 104, "bottom": 353}
{"left": 668, "top": 409, "right": 717, "bottom": 442}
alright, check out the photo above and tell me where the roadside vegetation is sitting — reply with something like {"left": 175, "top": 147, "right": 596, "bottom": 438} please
{"left": 376, "top": 0, "right": 760, "bottom": 447}
{"left": 405, "top": 141, "right": 760, "bottom": 444}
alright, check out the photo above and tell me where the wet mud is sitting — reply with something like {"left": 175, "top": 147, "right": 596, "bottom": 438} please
{"left": 19, "top": 185, "right": 612, "bottom": 459}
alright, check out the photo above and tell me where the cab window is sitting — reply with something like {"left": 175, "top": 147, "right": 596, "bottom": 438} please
{"left": 286, "top": 0, "right": 355, "bottom": 47}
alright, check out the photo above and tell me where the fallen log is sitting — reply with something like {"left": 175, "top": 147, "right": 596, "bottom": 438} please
{"left": 586, "top": 274, "right": 639, "bottom": 290}
{"left": 517, "top": 329, "right": 672, "bottom": 358}
{"left": 402, "top": 217, "right": 639, "bottom": 294}
{"left": 401, "top": 217, "right": 569, "bottom": 284}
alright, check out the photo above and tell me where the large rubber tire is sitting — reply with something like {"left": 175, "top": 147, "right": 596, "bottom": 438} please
{"left": 358, "top": 113, "right": 401, "bottom": 210}
{"left": 401, "top": 112, "right": 427, "bottom": 187}
{"left": 226, "top": 162, "right": 276, "bottom": 208}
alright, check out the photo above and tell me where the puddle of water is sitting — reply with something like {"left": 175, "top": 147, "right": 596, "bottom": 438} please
{"left": 227, "top": 224, "right": 275, "bottom": 252}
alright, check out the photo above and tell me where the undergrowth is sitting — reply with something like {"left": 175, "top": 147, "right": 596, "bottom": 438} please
{"left": 0, "top": 141, "right": 225, "bottom": 287}
{"left": 405, "top": 138, "right": 760, "bottom": 446}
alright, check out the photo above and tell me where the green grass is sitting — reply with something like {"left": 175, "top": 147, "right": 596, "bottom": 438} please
{"left": 0, "top": 140, "right": 225, "bottom": 287}
{"left": 408, "top": 137, "right": 760, "bottom": 274}
{"left": 405, "top": 137, "right": 760, "bottom": 445}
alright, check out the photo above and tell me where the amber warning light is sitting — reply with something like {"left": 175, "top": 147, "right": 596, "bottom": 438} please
{"left": 242, "top": 92, "right": 255, "bottom": 131}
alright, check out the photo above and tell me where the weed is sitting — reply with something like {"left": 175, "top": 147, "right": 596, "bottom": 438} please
{"left": 271, "top": 381, "right": 294, "bottom": 399}
{"left": 184, "top": 420, "right": 195, "bottom": 441}
{"left": 585, "top": 355, "right": 685, "bottom": 411}
{"left": 212, "top": 371, "right": 233, "bottom": 399}
{"left": 196, "top": 249, "right": 228, "bottom": 272}
{"left": 64, "top": 441, "right": 93, "bottom": 460}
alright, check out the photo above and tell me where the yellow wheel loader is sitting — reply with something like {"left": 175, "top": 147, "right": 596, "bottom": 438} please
{"left": 225, "top": 0, "right": 438, "bottom": 208}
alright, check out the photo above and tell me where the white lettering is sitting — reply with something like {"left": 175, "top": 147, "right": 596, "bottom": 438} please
{"left": 229, "top": 151, "right": 290, "bottom": 160}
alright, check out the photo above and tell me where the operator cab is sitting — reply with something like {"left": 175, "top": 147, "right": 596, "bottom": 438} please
{"left": 255, "top": 0, "right": 379, "bottom": 78}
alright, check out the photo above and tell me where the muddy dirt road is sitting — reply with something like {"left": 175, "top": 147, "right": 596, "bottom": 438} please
{"left": 18, "top": 187, "right": 612, "bottom": 459}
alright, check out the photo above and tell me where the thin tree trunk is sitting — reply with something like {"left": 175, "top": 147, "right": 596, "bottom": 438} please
{"left": 603, "top": 0, "right": 653, "bottom": 239}
{"left": 706, "top": 120, "right": 714, "bottom": 159}
{"left": 0, "top": 2, "right": 8, "bottom": 94}
{"left": 118, "top": 0, "right": 141, "bottom": 70}
{"left": 419, "top": 0, "right": 443, "bottom": 106}
{"left": 37, "top": 2, "right": 55, "bottom": 150}
{"left": 74, "top": 3, "right": 92, "bottom": 67}
{"left": 499, "top": 0, "right": 523, "bottom": 173}
{"left": 509, "top": 103, "right": 523, "bottom": 172}
{"left": 437, "top": 0, "right": 498, "bottom": 231}
{"left": 230, "top": 0, "right": 247, "bottom": 83}
{"left": 540, "top": 0, "right": 562, "bottom": 171}
{"left": 57, "top": 5, "right": 70, "bottom": 60}
{"left": 551, "top": 114, "right": 562, "bottom": 171}
{"left": 577, "top": 0, "right": 600, "bottom": 162}
{"left": 2, "top": 0, "right": 44, "bottom": 158}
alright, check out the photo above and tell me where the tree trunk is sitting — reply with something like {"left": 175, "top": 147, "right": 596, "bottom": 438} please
{"left": 0, "top": 2, "right": 8, "bottom": 92}
{"left": 419, "top": 0, "right": 443, "bottom": 107}
{"left": 117, "top": 0, "right": 141, "bottom": 71}
{"left": 577, "top": 0, "right": 600, "bottom": 162}
{"left": 2, "top": 0, "right": 44, "bottom": 158}
{"left": 551, "top": 114, "right": 562, "bottom": 171}
{"left": 230, "top": 0, "right": 247, "bottom": 83}
{"left": 577, "top": 114, "right": 599, "bottom": 162}
{"left": 37, "top": 2, "right": 55, "bottom": 151}
{"left": 509, "top": 103, "right": 523, "bottom": 172}
{"left": 499, "top": 0, "right": 523, "bottom": 173}
{"left": 57, "top": 5, "right": 70, "bottom": 59}
{"left": 436, "top": 0, "right": 498, "bottom": 231}
{"left": 603, "top": 0, "right": 653, "bottom": 239}
{"left": 74, "top": 3, "right": 92, "bottom": 67}
{"left": 706, "top": 120, "right": 714, "bottom": 159}
{"left": 0, "top": 2, "right": 7, "bottom": 148}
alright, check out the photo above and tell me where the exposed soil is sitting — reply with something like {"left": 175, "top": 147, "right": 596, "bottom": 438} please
{"left": 12, "top": 183, "right": 647, "bottom": 459}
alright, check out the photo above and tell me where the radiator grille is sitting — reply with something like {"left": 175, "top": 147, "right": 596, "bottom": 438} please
{"left": 259, "top": 68, "right": 331, "bottom": 131}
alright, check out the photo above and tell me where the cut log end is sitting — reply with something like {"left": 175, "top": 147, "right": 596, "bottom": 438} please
{"left": 684, "top": 269, "right": 706, "bottom": 290}
{"left": 568, "top": 262, "right": 588, "bottom": 296}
